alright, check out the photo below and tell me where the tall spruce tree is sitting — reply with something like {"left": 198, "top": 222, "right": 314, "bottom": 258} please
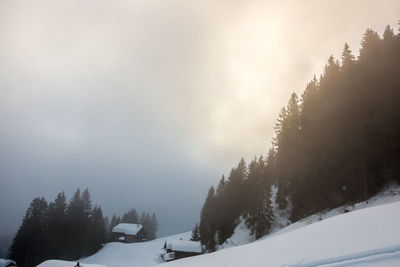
{"left": 87, "top": 205, "right": 106, "bottom": 254}
{"left": 46, "top": 192, "right": 67, "bottom": 259}
{"left": 244, "top": 156, "right": 274, "bottom": 239}
{"left": 215, "top": 175, "right": 228, "bottom": 245}
{"left": 199, "top": 186, "right": 217, "bottom": 251}
{"left": 8, "top": 198, "right": 49, "bottom": 267}
{"left": 65, "top": 189, "right": 86, "bottom": 259}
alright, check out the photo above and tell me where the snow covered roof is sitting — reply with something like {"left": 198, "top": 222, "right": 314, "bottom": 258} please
{"left": 112, "top": 223, "right": 143, "bottom": 235}
{"left": 170, "top": 240, "right": 202, "bottom": 253}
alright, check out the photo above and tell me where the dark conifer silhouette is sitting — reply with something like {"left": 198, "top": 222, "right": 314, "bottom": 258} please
{"left": 8, "top": 189, "right": 107, "bottom": 266}
{"left": 198, "top": 23, "right": 400, "bottom": 248}
{"left": 190, "top": 223, "right": 200, "bottom": 241}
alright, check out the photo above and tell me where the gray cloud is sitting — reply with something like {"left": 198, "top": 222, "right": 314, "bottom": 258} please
{"left": 0, "top": 0, "right": 399, "bottom": 236}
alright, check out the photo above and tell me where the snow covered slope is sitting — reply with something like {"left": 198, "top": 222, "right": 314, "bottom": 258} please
{"left": 81, "top": 232, "right": 191, "bottom": 267}
{"left": 155, "top": 200, "right": 400, "bottom": 267}
{"left": 37, "top": 260, "right": 105, "bottom": 267}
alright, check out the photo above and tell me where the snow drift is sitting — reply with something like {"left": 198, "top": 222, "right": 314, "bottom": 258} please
{"left": 80, "top": 232, "right": 191, "bottom": 267}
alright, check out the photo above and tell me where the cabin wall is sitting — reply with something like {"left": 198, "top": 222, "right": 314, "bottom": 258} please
{"left": 113, "top": 233, "right": 141, "bottom": 243}
{"left": 174, "top": 251, "right": 201, "bottom": 260}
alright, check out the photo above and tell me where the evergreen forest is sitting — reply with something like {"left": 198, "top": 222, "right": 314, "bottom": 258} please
{"left": 8, "top": 188, "right": 158, "bottom": 267}
{"left": 198, "top": 25, "right": 400, "bottom": 251}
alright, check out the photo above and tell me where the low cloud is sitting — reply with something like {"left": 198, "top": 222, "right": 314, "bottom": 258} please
{"left": 0, "top": 0, "right": 399, "bottom": 236}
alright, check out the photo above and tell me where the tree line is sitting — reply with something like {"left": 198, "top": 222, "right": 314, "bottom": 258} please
{"left": 198, "top": 24, "right": 400, "bottom": 251}
{"left": 8, "top": 189, "right": 105, "bottom": 267}
{"left": 8, "top": 188, "right": 159, "bottom": 267}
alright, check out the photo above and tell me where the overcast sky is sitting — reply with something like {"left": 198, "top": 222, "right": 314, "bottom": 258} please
{"left": 0, "top": 0, "right": 399, "bottom": 237}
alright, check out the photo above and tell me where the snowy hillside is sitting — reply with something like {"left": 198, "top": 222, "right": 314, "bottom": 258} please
{"left": 155, "top": 197, "right": 400, "bottom": 266}
{"left": 56, "top": 186, "right": 400, "bottom": 267}
{"left": 80, "top": 232, "right": 191, "bottom": 267}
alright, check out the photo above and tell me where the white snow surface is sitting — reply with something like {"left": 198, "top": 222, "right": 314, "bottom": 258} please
{"left": 0, "top": 259, "right": 16, "bottom": 267}
{"left": 81, "top": 232, "right": 191, "bottom": 267}
{"left": 217, "top": 219, "right": 255, "bottom": 250}
{"left": 112, "top": 223, "right": 143, "bottom": 235}
{"left": 37, "top": 260, "right": 105, "bottom": 267}
{"left": 269, "top": 184, "right": 292, "bottom": 234}
{"left": 156, "top": 186, "right": 400, "bottom": 267}
{"left": 170, "top": 240, "right": 201, "bottom": 253}
{"left": 80, "top": 185, "right": 400, "bottom": 267}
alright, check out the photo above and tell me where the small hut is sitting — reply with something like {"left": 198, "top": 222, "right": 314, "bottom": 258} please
{"left": 163, "top": 240, "right": 202, "bottom": 261}
{"left": 111, "top": 223, "right": 145, "bottom": 243}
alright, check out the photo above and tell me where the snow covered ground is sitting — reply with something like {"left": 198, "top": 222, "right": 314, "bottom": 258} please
{"left": 217, "top": 219, "right": 255, "bottom": 250}
{"left": 155, "top": 185, "right": 400, "bottom": 267}
{"left": 0, "top": 259, "right": 16, "bottom": 267}
{"left": 81, "top": 232, "right": 191, "bottom": 267}
{"left": 71, "top": 185, "right": 400, "bottom": 267}
{"left": 37, "top": 260, "right": 105, "bottom": 267}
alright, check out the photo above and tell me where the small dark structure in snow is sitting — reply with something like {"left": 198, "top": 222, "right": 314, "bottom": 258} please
{"left": 0, "top": 259, "right": 17, "bottom": 267}
{"left": 111, "top": 223, "right": 145, "bottom": 243}
{"left": 163, "top": 240, "right": 202, "bottom": 261}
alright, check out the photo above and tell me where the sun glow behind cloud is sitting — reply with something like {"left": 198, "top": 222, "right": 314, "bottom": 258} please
{"left": 209, "top": 8, "right": 284, "bottom": 150}
{"left": 0, "top": 0, "right": 399, "bottom": 235}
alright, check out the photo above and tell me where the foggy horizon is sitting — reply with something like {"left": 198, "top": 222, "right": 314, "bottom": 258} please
{"left": 1, "top": 0, "right": 400, "bottom": 239}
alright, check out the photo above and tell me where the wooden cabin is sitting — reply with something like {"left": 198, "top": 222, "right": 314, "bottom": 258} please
{"left": 111, "top": 223, "right": 145, "bottom": 243}
{"left": 163, "top": 240, "right": 202, "bottom": 261}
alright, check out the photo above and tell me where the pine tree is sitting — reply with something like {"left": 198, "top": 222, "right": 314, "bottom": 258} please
{"left": 109, "top": 214, "right": 121, "bottom": 233}
{"left": 65, "top": 189, "right": 87, "bottom": 259}
{"left": 140, "top": 212, "right": 157, "bottom": 240}
{"left": 274, "top": 93, "right": 300, "bottom": 210}
{"left": 199, "top": 186, "right": 217, "bottom": 251}
{"left": 320, "top": 55, "right": 340, "bottom": 92}
{"left": 215, "top": 175, "right": 226, "bottom": 199}
{"left": 215, "top": 175, "right": 228, "bottom": 244}
{"left": 341, "top": 43, "right": 355, "bottom": 71}
{"left": 82, "top": 188, "right": 92, "bottom": 216}
{"left": 87, "top": 206, "right": 106, "bottom": 254}
{"left": 244, "top": 156, "right": 274, "bottom": 239}
{"left": 247, "top": 190, "right": 273, "bottom": 239}
{"left": 122, "top": 209, "right": 139, "bottom": 224}
{"left": 46, "top": 192, "right": 67, "bottom": 259}
{"left": 150, "top": 213, "right": 158, "bottom": 240}
{"left": 8, "top": 198, "right": 49, "bottom": 267}
{"left": 191, "top": 223, "right": 200, "bottom": 241}
{"left": 300, "top": 76, "right": 319, "bottom": 132}
{"left": 359, "top": 28, "right": 381, "bottom": 62}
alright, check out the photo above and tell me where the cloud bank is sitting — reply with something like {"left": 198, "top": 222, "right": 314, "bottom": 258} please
{"left": 0, "top": 0, "right": 399, "bottom": 236}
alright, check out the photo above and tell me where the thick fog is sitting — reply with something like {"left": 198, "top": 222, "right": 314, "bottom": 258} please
{"left": 0, "top": 0, "right": 399, "bottom": 237}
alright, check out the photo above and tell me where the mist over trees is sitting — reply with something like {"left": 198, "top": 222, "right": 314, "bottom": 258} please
{"left": 7, "top": 189, "right": 105, "bottom": 267}
{"left": 199, "top": 24, "right": 400, "bottom": 250}
{"left": 8, "top": 189, "right": 158, "bottom": 267}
